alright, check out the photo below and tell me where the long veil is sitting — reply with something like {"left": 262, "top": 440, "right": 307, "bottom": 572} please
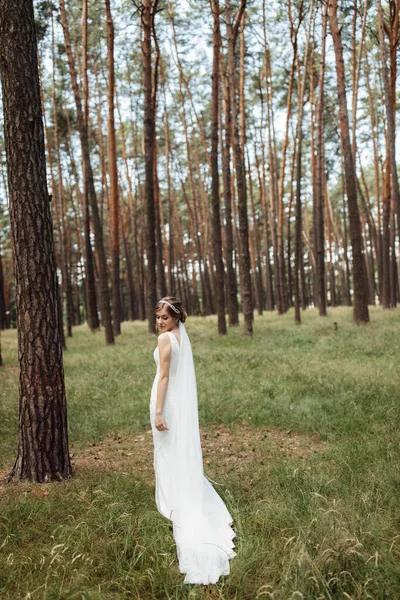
{"left": 162, "top": 321, "right": 236, "bottom": 584}
{"left": 168, "top": 321, "right": 204, "bottom": 528}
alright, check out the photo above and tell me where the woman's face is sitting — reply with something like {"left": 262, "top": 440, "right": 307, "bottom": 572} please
{"left": 155, "top": 307, "right": 177, "bottom": 331}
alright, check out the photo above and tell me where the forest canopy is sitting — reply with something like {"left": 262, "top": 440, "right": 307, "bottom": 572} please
{"left": 0, "top": 0, "right": 398, "bottom": 338}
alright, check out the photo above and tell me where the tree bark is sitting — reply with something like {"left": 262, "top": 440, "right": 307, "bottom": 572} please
{"left": 328, "top": 0, "right": 369, "bottom": 323}
{"left": 210, "top": 0, "right": 227, "bottom": 334}
{"left": 226, "top": 0, "right": 253, "bottom": 334}
{"left": 80, "top": 0, "right": 100, "bottom": 332}
{"left": 315, "top": 0, "right": 327, "bottom": 315}
{"left": 105, "top": 0, "right": 122, "bottom": 334}
{"left": 0, "top": 0, "right": 72, "bottom": 482}
{"left": 294, "top": 0, "right": 314, "bottom": 323}
{"left": 221, "top": 65, "right": 239, "bottom": 325}
{"left": 142, "top": 0, "right": 158, "bottom": 333}
{"left": 376, "top": 0, "right": 400, "bottom": 229}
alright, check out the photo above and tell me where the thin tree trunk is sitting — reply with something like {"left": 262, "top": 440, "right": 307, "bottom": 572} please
{"left": 142, "top": 0, "right": 159, "bottom": 333}
{"left": 376, "top": 0, "right": 400, "bottom": 231}
{"left": 315, "top": 0, "right": 327, "bottom": 315}
{"left": 210, "top": 0, "right": 227, "bottom": 334}
{"left": 294, "top": 0, "right": 314, "bottom": 324}
{"left": 221, "top": 70, "right": 239, "bottom": 325}
{"left": 152, "top": 23, "right": 167, "bottom": 300}
{"left": 247, "top": 150, "right": 264, "bottom": 315}
{"left": 50, "top": 16, "right": 73, "bottom": 338}
{"left": 80, "top": 0, "right": 100, "bottom": 332}
{"left": 328, "top": 0, "right": 369, "bottom": 323}
{"left": 105, "top": 0, "right": 122, "bottom": 335}
{"left": 226, "top": 0, "right": 253, "bottom": 334}
{"left": 59, "top": 0, "right": 114, "bottom": 343}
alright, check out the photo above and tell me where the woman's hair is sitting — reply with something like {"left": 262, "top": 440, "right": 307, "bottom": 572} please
{"left": 155, "top": 296, "right": 187, "bottom": 323}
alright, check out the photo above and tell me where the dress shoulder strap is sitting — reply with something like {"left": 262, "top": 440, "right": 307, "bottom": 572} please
{"left": 167, "top": 331, "right": 180, "bottom": 350}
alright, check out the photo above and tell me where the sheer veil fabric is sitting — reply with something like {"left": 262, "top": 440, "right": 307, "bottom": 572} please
{"left": 150, "top": 321, "right": 236, "bottom": 584}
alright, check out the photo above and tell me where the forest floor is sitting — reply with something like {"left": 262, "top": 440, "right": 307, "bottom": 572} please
{"left": 1, "top": 307, "right": 400, "bottom": 599}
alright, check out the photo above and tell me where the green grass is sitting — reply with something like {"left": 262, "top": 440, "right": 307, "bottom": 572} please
{"left": 1, "top": 307, "right": 400, "bottom": 599}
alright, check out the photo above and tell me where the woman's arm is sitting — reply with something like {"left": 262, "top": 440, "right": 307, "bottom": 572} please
{"left": 155, "top": 333, "right": 171, "bottom": 431}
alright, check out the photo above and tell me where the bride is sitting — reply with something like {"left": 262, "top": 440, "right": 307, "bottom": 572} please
{"left": 149, "top": 296, "right": 236, "bottom": 584}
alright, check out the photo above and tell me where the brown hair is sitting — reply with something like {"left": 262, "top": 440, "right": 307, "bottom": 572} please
{"left": 155, "top": 296, "right": 187, "bottom": 323}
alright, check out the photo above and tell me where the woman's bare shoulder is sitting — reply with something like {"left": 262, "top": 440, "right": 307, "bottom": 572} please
{"left": 157, "top": 332, "right": 171, "bottom": 346}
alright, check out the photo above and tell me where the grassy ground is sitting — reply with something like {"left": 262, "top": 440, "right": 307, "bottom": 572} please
{"left": 1, "top": 306, "right": 400, "bottom": 599}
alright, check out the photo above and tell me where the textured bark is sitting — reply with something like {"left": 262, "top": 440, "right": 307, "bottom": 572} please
{"left": 0, "top": 0, "right": 72, "bottom": 482}
{"left": 328, "top": 0, "right": 369, "bottom": 323}
{"left": 226, "top": 0, "right": 253, "bottom": 334}
{"left": 105, "top": 0, "right": 122, "bottom": 335}
{"left": 210, "top": 0, "right": 227, "bottom": 334}
{"left": 142, "top": 0, "right": 158, "bottom": 333}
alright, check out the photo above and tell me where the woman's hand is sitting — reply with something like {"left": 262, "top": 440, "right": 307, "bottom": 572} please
{"left": 155, "top": 413, "right": 169, "bottom": 431}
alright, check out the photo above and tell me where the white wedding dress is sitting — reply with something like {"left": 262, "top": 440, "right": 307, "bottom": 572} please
{"left": 149, "top": 321, "right": 236, "bottom": 584}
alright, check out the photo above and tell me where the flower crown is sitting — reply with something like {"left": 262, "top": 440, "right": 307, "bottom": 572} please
{"left": 159, "top": 299, "right": 180, "bottom": 315}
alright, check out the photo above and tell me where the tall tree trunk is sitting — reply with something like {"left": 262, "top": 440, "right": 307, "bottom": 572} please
{"left": 0, "top": 0, "right": 72, "bottom": 482}
{"left": 210, "top": 0, "right": 227, "bottom": 334}
{"left": 59, "top": 0, "right": 114, "bottom": 343}
{"left": 376, "top": 0, "right": 400, "bottom": 229}
{"left": 151, "top": 22, "right": 167, "bottom": 300}
{"left": 50, "top": 15, "right": 73, "bottom": 338}
{"left": 142, "top": 0, "right": 159, "bottom": 333}
{"left": 80, "top": 0, "right": 99, "bottom": 332}
{"left": 364, "top": 49, "right": 383, "bottom": 302}
{"left": 161, "top": 63, "right": 175, "bottom": 295}
{"left": 273, "top": 0, "right": 299, "bottom": 314}
{"left": 294, "top": 0, "right": 314, "bottom": 323}
{"left": 247, "top": 150, "right": 264, "bottom": 315}
{"left": 257, "top": 89, "right": 275, "bottom": 311}
{"left": 341, "top": 173, "right": 352, "bottom": 306}
{"left": 328, "top": 0, "right": 369, "bottom": 323}
{"left": 221, "top": 69, "right": 239, "bottom": 325}
{"left": 315, "top": 0, "right": 327, "bottom": 316}
{"left": 226, "top": 0, "right": 253, "bottom": 334}
{"left": 105, "top": 0, "right": 122, "bottom": 335}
